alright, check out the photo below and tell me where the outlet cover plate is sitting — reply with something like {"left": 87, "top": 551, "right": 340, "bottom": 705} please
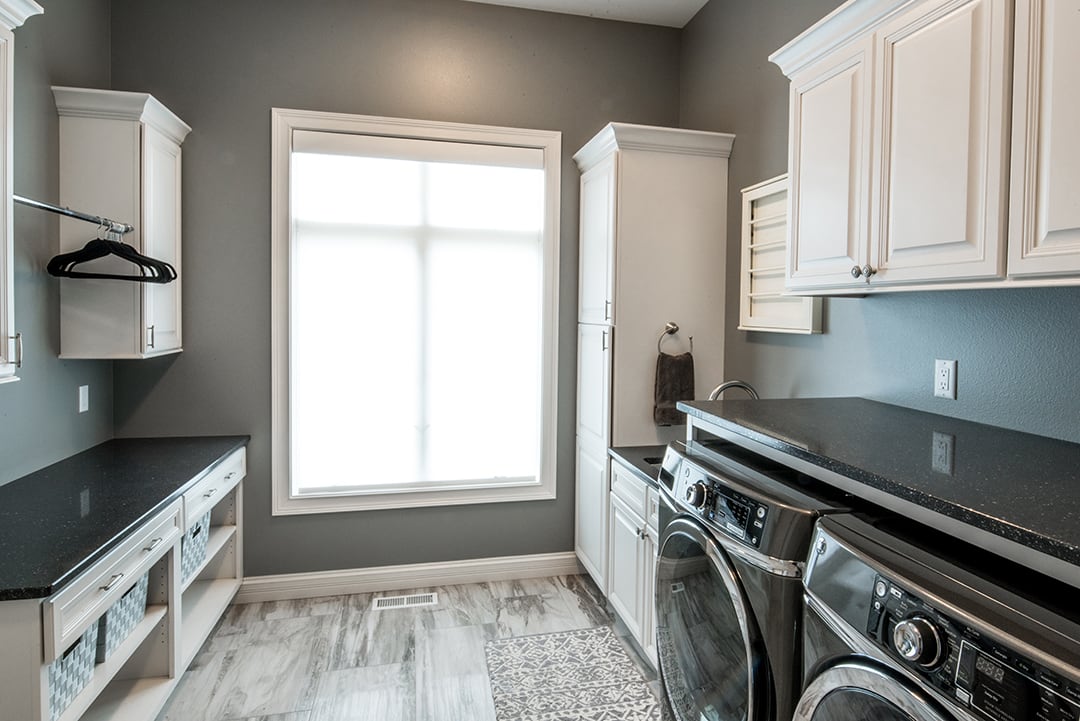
{"left": 934, "top": 359, "right": 957, "bottom": 400}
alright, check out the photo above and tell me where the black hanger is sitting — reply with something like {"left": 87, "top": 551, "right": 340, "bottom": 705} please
{"left": 47, "top": 236, "right": 177, "bottom": 284}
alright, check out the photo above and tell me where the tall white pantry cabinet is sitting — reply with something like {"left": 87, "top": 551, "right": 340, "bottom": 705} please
{"left": 573, "top": 123, "right": 734, "bottom": 591}
{"left": 53, "top": 87, "right": 190, "bottom": 358}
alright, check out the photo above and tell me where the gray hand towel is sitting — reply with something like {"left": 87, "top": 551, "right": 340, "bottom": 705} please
{"left": 654, "top": 351, "right": 694, "bottom": 426}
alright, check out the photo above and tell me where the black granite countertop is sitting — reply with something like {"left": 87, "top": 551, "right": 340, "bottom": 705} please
{"left": 609, "top": 446, "right": 667, "bottom": 489}
{"left": 679, "top": 398, "right": 1080, "bottom": 578}
{"left": 0, "top": 436, "right": 248, "bottom": 601}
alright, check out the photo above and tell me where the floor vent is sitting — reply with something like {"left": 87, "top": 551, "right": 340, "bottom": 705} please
{"left": 372, "top": 592, "right": 439, "bottom": 610}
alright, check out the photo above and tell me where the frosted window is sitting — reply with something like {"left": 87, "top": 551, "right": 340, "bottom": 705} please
{"left": 290, "top": 144, "right": 544, "bottom": 495}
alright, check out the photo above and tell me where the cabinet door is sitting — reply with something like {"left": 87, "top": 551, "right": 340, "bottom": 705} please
{"left": 0, "top": 26, "right": 13, "bottom": 383}
{"left": 576, "top": 323, "right": 612, "bottom": 446}
{"left": 608, "top": 492, "right": 645, "bottom": 643}
{"left": 578, "top": 154, "right": 616, "bottom": 325}
{"left": 786, "top": 36, "right": 874, "bottom": 291}
{"left": 871, "top": 0, "right": 1009, "bottom": 284}
{"left": 574, "top": 435, "right": 608, "bottom": 593}
{"left": 141, "top": 125, "right": 183, "bottom": 354}
{"left": 1008, "top": 0, "right": 1080, "bottom": 277}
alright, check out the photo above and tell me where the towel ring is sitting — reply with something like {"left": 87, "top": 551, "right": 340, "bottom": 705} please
{"left": 658, "top": 322, "right": 693, "bottom": 354}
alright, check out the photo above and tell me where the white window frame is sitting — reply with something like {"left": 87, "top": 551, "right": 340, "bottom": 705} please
{"left": 270, "top": 108, "right": 560, "bottom": 515}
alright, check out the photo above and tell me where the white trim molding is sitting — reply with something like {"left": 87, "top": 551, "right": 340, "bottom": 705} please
{"left": 235, "top": 551, "right": 583, "bottom": 604}
{"left": 0, "top": 0, "right": 41, "bottom": 31}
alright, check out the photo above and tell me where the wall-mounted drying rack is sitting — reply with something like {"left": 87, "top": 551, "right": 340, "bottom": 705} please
{"left": 14, "top": 194, "right": 176, "bottom": 284}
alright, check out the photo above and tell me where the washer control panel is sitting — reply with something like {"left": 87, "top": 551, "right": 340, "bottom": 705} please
{"left": 866, "top": 575, "right": 1080, "bottom": 721}
{"left": 666, "top": 456, "right": 769, "bottom": 549}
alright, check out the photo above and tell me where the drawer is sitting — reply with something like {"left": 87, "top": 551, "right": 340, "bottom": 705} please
{"left": 182, "top": 447, "right": 245, "bottom": 528}
{"left": 43, "top": 500, "right": 181, "bottom": 662}
{"left": 610, "top": 459, "right": 647, "bottom": 519}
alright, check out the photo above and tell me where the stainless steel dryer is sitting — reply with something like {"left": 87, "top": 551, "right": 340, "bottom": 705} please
{"left": 798, "top": 513, "right": 1080, "bottom": 721}
{"left": 654, "top": 440, "right": 850, "bottom": 721}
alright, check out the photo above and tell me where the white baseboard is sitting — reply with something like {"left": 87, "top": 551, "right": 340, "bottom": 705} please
{"left": 235, "top": 551, "right": 584, "bottom": 604}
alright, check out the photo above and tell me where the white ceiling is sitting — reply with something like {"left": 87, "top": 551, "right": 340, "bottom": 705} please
{"left": 460, "top": 0, "right": 710, "bottom": 28}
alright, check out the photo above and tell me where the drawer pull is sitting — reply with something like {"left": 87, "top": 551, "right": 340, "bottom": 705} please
{"left": 99, "top": 573, "right": 125, "bottom": 592}
{"left": 225, "top": 472, "right": 237, "bottom": 481}
{"left": 143, "top": 537, "right": 163, "bottom": 553}
{"left": 203, "top": 488, "right": 218, "bottom": 499}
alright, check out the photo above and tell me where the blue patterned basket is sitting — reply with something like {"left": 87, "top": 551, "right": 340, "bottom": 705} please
{"left": 47, "top": 623, "right": 98, "bottom": 721}
{"left": 95, "top": 571, "right": 149, "bottom": 663}
{"left": 181, "top": 511, "right": 211, "bottom": 583}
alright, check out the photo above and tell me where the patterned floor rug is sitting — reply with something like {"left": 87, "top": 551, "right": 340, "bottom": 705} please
{"left": 484, "top": 625, "right": 661, "bottom": 721}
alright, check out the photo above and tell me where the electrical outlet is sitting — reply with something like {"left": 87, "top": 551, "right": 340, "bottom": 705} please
{"left": 934, "top": 359, "right": 957, "bottom": 399}
{"left": 932, "top": 431, "right": 955, "bottom": 475}
{"left": 78, "top": 385, "right": 89, "bottom": 413}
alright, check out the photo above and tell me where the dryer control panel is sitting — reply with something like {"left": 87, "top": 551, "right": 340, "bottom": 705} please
{"left": 665, "top": 455, "right": 769, "bottom": 549}
{"left": 865, "top": 575, "right": 1080, "bottom": 721}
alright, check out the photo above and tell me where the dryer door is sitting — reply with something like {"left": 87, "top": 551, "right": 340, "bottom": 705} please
{"left": 656, "top": 516, "right": 768, "bottom": 721}
{"left": 794, "top": 662, "right": 959, "bottom": 721}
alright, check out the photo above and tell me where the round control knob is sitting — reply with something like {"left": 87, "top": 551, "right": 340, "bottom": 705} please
{"left": 893, "top": 617, "right": 944, "bottom": 668}
{"left": 684, "top": 481, "right": 708, "bottom": 509}
{"left": 850, "top": 265, "right": 863, "bottom": 279}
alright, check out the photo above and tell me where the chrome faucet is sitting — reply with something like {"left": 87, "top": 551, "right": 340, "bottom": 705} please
{"left": 708, "top": 380, "right": 760, "bottom": 401}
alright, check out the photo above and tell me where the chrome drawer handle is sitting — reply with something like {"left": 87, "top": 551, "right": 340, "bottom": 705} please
{"left": 203, "top": 488, "right": 218, "bottom": 499}
{"left": 99, "top": 573, "right": 125, "bottom": 592}
{"left": 143, "top": 537, "right": 163, "bottom": 553}
{"left": 225, "top": 472, "right": 237, "bottom": 481}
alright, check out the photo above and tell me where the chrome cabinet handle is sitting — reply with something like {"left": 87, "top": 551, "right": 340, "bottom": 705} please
{"left": 146, "top": 325, "right": 156, "bottom": 348}
{"left": 601, "top": 330, "right": 608, "bottom": 351}
{"left": 7, "top": 332, "right": 22, "bottom": 368}
{"left": 225, "top": 472, "right": 237, "bottom": 481}
{"left": 604, "top": 300, "right": 612, "bottom": 321}
{"left": 203, "top": 488, "right": 218, "bottom": 499}
{"left": 861, "top": 265, "right": 877, "bottom": 280}
{"left": 143, "top": 537, "right": 163, "bottom": 553}
{"left": 850, "top": 265, "right": 863, "bottom": 279}
{"left": 99, "top": 573, "right": 125, "bottom": 592}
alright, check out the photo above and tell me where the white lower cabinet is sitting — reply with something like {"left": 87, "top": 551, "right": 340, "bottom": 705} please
{"left": 0, "top": 448, "right": 245, "bottom": 721}
{"left": 574, "top": 434, "right": 609, "bottom": 592}
{"left": 607, "top": 459, "right": 658, "bottom": 668}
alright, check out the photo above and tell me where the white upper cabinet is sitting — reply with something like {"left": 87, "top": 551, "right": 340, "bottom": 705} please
{"left": 870, "top": 0, "right": 1010, "bottom": 285}
{"left": 786, "top": 35, "right": 873, "bottom": 290}
{"left": 53, "top": 87, "right": 190, "bottom": 358}
{"left": 1008, "top": 0, "right": 1080, "bottom": 277}
{"left": 773, "top": 0, "right": 1016, "bottom": 293}
{"left": 0, "top": 0, "right": 42, "bottom": 383}
{"left": 578, "top": 153, "right": 617, "bottom": 325}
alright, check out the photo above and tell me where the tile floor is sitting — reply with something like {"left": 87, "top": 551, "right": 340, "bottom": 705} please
{"left": 155, "top": 575, "right": 659, "bottom": 721}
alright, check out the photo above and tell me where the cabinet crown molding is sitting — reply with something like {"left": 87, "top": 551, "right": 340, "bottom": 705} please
{"left": 769, "top": 0, "right": 916, "bottom": 76}
{"left": 52, "top": 86, "right": 192, "bottom": 144}
{"left": 0, "top": 0, "right": 41, "bottom": 31}
{"left": 574, "top": 122, "right": 735, "bottom": 171}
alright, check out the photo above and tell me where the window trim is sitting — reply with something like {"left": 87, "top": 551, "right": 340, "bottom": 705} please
{"left": 270, "top": 108, "right": 560, "bottom": 515}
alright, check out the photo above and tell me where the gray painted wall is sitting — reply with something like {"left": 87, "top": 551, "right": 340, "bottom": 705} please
{"left": 108, "top": 0, "right": 681, "bottom": 575}
{"left": 0, "top": 0, "right": 112, "bottom": 485}
{"left": 681, "top": 0, "right": 1080, "bottom": 444}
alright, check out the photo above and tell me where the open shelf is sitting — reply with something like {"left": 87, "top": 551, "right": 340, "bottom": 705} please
{"left": 180, "top": 577, "right": 241, "bottom": 666}
{"left": 78, "top": 676, "right": 176, "bottom": 721}
{"left": 179, "top": 524, "right": 237, "bottom": 593}
{"left": 59, "top": 607, "right": 168, "bottom": 721}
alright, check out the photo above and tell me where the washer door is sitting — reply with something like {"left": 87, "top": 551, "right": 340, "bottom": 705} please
{"left": 656, "top": 516, "right": 768, "bottom": 721}
{"left": 794, "top": 662, "right": 958, "bottom": 721}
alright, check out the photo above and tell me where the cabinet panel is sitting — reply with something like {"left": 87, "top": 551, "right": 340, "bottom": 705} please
{"left": 873, "top": 0, "right": 1008, "bottom": 283}
{"left": 577, "top": 155, "right": 616, "bottom": 325}
{"left": 575, "top": 323, "right": 611, "bottom": 446}
{"left": 1009, "top": 0, "right": 1080, "bottom": 276}
{"left": 574, "top": 436, "right": 608, "bottom": 592}
{"left": 141, "top": 125, "right": 182, "bottom": 354}
{"left": 787, "top": 37, "right": 873, "bottom": 290}
{"left": 608, "top": 493, "right": 645, "bottom": 643}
